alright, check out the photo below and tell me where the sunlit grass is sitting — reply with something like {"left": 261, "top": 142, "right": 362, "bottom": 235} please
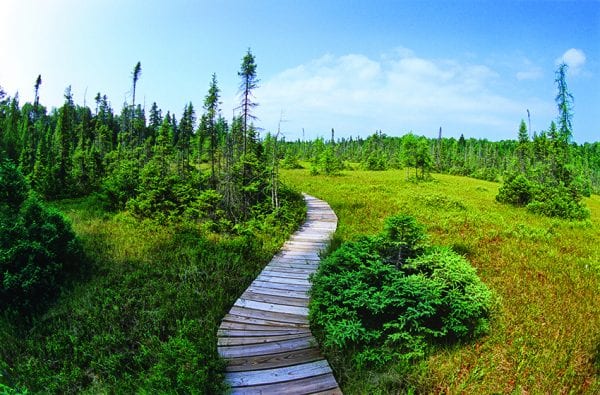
{"left": 282, "top": 168, "right": 599, "bottom": 394}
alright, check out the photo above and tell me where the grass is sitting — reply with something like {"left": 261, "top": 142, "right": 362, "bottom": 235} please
{"left": 0, "top": 194, "right": 305, "bottom": 393}
{"left": 282, "top": 168, "right": 599, "bottom": 394}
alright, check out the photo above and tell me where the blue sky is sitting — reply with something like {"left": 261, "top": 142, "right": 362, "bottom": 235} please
{"left": 1, "top": 0, "right": 598, "bottom": 142}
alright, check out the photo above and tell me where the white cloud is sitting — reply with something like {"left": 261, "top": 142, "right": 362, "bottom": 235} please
{"left": 556, "top": 48, "right": 586, "bottom": 73}
{"left": 255, "top": 50, "right": 547, "bottom": 140}
{"left": 516, "top": 68, "right": 543, "bottom": 81}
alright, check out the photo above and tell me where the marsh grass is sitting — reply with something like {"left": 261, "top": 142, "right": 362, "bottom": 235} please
{"left": 283, "top": 168, "right": 599, "bottom": 394}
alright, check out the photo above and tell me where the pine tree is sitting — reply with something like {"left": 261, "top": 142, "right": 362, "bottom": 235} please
{"left": 238, "top": 49, "right": 259, "bottom": 156}
{"left": 204, "top": 74, "right": 220, "bottom": 188}
{"left": 555, "top": 63, "right": 573, "bottom": 144}
{"left": 517, "top": 119, "right": 529, "bottom": 172}
{"left": 54, "top": 87, "right": 76, "bottom": 194}
{"left": 177, "top": 103, "right": 195, "bottom": 174}
{"left": 34, "top": 75, "right": 42, "bottom": 110}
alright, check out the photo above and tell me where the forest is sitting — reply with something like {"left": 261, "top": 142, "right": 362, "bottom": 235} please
{"left": 1, "top": 49, "right": 598, "bottom": 394}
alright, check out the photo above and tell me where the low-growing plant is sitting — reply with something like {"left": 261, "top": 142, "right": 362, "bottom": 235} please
{"left": 309, "top": 214, "right": 493, "bottom": 379}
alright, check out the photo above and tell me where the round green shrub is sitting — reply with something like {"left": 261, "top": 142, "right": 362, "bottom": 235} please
{"left": 309, "top": 215, "right": 493, "bottom": 370}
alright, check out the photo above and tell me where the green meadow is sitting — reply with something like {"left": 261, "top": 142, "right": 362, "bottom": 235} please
{"left": 283, "top": 167, "right": 599, "bottom": 394}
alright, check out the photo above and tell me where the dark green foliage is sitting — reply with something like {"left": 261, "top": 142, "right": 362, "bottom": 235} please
{"left": 526, "top": 183, "right": 590, "bottom": 220}
{"left": 496, "top": 173, "right": 534, "bottom": 206}
{"left": 0, "top": 156, "right": 82, "bottom": 311}
{"left": 0, "top": 156, "right": 29, "bottom": 211}
{"left": 310, "top": 215, "right": 492, "bottom": 373}
{"left": 100, "top": 156, "right": 140, "bottom": 210}
{"left": 310, "top": 140, "right": 343, "bottom": 175}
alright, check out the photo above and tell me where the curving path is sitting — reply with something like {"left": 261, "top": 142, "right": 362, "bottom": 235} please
{"left": 218, "top": 194, "right": 341, "bottom": 394}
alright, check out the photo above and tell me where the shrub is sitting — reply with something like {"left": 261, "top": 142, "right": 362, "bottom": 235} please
{"left": 363, "top": 153, "right": 388, "bottom": 171}
{"left": 309, "top": 215, "right": 493, "bottom": 371}
{"left": 0, "top": 158, "right": 82, "bottom": 312}
{"left": 526, "top": 184, "right": 590, "bottom": 220}
{"left": 471, "top": 167, "right": 499, "bottom": 182}
{"left": 496, "top": 173, "right": 534, "bottom": 206}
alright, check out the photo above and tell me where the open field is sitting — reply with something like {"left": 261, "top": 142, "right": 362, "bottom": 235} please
{"left": 282, "top": 168, "right": 600, "bottom": 394}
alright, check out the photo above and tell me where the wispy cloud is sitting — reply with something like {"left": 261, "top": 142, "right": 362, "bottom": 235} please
{"left": 516, "top": 59, "right": 544, "bottom": 80}
{"left": 256, "top": 49, "right": 551, "bottom": 140}
{"left": 556, "top": 48, "right": 586, "bottom": 74}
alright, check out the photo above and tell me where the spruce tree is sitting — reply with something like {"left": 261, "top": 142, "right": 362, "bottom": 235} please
{"left": 204, "top": 74, "right": 220, "bottom": 188}
{"left": 238, "top": 49, "right": 258, "bottom": 156}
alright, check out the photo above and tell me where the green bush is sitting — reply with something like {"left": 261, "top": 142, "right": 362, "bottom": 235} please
{"left": 496, "top": 173, "right": 534, "bottom": 206}
{"left": 0, "top": 158, "right": 82, "bottom": 311}
{"left": 526, "top": 184, "right": 590, "bottom": 220}
{"left": 471, "top": 167, "right": 499, "bottom": 182}
{"left": 309, "top": 214, "right": 493, "bottom": 371}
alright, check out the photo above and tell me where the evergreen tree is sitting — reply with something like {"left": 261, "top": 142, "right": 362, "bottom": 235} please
{"left": 177, "top": 103, "right": 195, "bottom": 174}
{"left": 516, "top": 119, "right": 529, "bottom": 172}
{"left": 204, "top": 74, "right": 220, "bottom": 188}
{"left": 34, "top": 75, "right": 42, "bottom": 110}
{"left": 238, "top": 49, "right": 259, "bottom": 155}
{"left": 132, "top": 62, "right": 142, "bottom": 110}
{"left": 53, "top": 87, "right": 76, "bottom": 195}
{"left": 555, "top": 63, "right": 574, "bottom": 143}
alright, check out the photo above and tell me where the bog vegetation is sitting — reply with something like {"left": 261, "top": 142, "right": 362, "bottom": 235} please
{"left": 310, "top": 214, "right": 493, "bottom": 378}
{"left": 0, "top": 50, "right": 598, "bottom": 395}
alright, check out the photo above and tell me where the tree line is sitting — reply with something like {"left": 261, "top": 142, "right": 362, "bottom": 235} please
{"left": 0, "top": 49, "right": 286, "bottom": 227}
{"left": 278, "top": 64, "right": 596, "bottom": 219}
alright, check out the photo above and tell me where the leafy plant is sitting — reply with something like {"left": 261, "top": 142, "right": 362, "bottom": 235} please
{"left": 0, "top": 157, "right": 82, "bottom": 312}
{"left": 309, "top": 214, "right": 493, "bottom": 375}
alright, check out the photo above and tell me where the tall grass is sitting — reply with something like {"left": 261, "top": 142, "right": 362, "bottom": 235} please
{"left": 283, "top": 168, "right": 599, "bottom": 394}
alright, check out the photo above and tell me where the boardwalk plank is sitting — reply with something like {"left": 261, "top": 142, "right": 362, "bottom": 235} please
{"left": 218, "top": 333, "right": 308, "bottom": 346}
{"left": 227, "top": 373, "right": 339, "bottom": 394}
{"left": 246, "top": 285, "right": 309, "bottom": 299}
{"left": 225, "top": 348, "right": 323, "bottom": 372}
{"left": 241, "top": 291, "right": 308, "bottom": 307}
{"left": 228, "top": 306, "right": 308, "bottom": 325}
{"left": 235, "top": 298, "right": 309, "bottom": 316}
{"left": 218, "top": 335, "right": 316, "bottom": 358}
{"left": 222, "top": 313, "right": 309, "bottom": 328}
{"left": 218, "top": 328, "right": 310, "bottom": 337}
{"left": 225, "top": 360, "right": 332, "bottom": 387}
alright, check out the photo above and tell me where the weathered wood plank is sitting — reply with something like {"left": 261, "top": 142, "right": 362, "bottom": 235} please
{"left": 228, "top": 306, "right": 308, "bottom": 325}
{"left": 256, "top": 274, "right": 311, "bottom": 286}
{"left": 222, "top": 313, "right": 309, "bottom": 328}
{"left": 225, "top": 360, "right": 332, "bottom": 387}
{"left": 226, "top": 373, "right": 339, "bottom": 394}
{"left": 218, "top": 328, "right": 310, "bottom": 337}
{"left": 260, "top": 268, "right": 315, "bottom": 278}
{"left": 218, "top": 333, "right": 308, "bottom": 346}
{"left": 235, "top": 298, "right": 309, "bottom": 316}
{"left": 246, "top": 285, "right": 309, "bottom": 299}
{"left": 219, "top": 321, "right": 308, "bottom": 332}
{"left": 241, "top": 290, "right": 309, "bottom": 307}
{"left": 251, "top": 280, "right": 310, "bottom": 292}
{"left": 225, "top": 347, "right": 323, "bottom": 372}
{"left": 218, "top": 335, "right": 316, "bottom": 358}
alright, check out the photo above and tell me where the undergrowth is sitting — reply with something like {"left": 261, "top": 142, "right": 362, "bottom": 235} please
{"left": 0, "top": 188, "right": 305, "bottom": 393}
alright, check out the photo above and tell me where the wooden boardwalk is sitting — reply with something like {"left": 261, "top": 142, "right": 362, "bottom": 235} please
{"left": 218, "top": 194, "right": 341, "bottom": 394}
